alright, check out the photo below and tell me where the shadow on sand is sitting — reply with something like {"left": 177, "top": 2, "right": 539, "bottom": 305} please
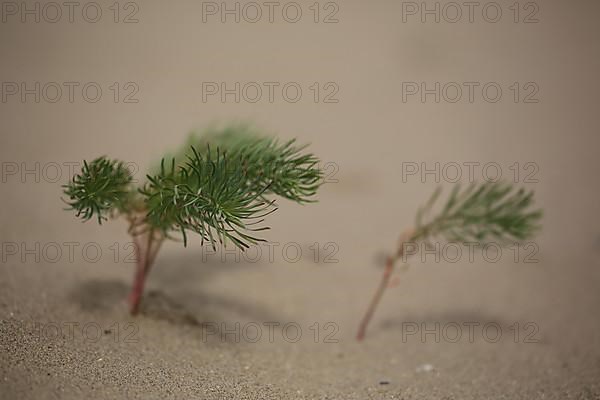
{"left": 68, "top": 250, "right": 283, "bottom": 340}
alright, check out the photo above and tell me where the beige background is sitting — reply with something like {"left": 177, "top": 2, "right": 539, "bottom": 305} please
{"left": 1, "top": 0, "right": 600, "bottom": 398}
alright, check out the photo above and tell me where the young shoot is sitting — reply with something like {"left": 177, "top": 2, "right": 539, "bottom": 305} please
{"left": 62, "top": 125, "right": 323, "bottom": 314}
{"left": 356, "top": 181, "right": 543, "bottom": 341}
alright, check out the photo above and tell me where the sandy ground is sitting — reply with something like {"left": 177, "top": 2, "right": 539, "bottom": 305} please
{"left": 2, "top": 0, "right": 600, "bottom": 398}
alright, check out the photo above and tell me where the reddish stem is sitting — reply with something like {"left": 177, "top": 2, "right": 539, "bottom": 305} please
{"left": 128, "top": 258, "right": 147, "bottom": 315}
{"left": 128, "top": 228, "right": 164, "bottom": 315}
{"left": 356, "top": 255, "right": 395, "bottom": 341}
{"left": 128, "top": 233, "right": 149, "bottom": 315}
{"left": 356, "top": 228, "right": 415, "bottom": 341}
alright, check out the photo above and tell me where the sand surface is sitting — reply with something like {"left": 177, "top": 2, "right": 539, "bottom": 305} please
{"left": 2, "top": 0, "right": 600, "bottom": 398}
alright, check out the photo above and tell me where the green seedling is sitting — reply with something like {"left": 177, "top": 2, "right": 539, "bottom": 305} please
{"left": 62, "top": 125, "right": 323, "bottom": 314}
{"left": 357, "top": 181, "right": 543, "bottom": 340}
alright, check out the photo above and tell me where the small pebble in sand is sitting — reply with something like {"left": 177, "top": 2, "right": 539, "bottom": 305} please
{"left": 379, "top": 381, "right": 390, "bottom": 385}
{"left": 415, "top": 363, "right": 434, "bottom": 373}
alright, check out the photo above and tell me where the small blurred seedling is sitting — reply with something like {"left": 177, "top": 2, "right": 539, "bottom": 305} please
{"left": 62, "top": 125, "right": 323, "bottom": 314}
{"left": 356, "top": 181, "right": 543, "bottom": 340}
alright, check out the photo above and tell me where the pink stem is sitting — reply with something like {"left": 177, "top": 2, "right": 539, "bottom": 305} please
{"left": 356, "top": 228, "right": 415, "bottom": 341}
{"left": 128, "top": 228, "right": 164, "bottom": 315}
{"left": 128, "top": 233, "right": 148, "bottom": 315}
{"left": 356, "top": 255, "right": 395, "bottom": 341}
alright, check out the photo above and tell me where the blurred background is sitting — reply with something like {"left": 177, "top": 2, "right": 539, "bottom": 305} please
{"left": 1, "top": 0, "right": 599, "bottom": 398}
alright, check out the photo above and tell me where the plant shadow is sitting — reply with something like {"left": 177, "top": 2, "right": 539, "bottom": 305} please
{"left": 68, "top": 250, "right": 283, "bottom": 336}
{"left": 69, "top": 279, "right": 130, "bottom": 312}
{"left": 379, "top": 310, "right": 511, "bottom": 334}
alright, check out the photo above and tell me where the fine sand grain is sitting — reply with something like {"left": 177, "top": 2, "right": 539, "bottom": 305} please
{"left": 2, "top": 0, "right": 600, "bottom": 398}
